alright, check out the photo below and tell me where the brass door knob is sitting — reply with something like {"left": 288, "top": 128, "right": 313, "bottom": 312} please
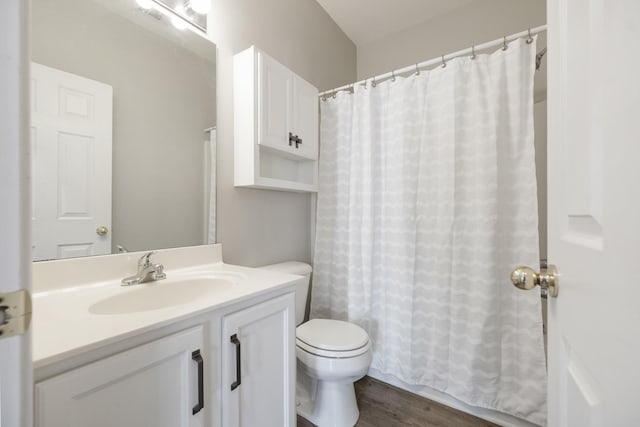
{"left": 511, "top": 264, "right": 559, "bottom": 297}
{"left": 96, "top": 226, "right": 109, "bottom": 236}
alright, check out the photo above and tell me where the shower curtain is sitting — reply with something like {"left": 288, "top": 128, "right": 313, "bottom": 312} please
{"left": 312, "top": 38, "right": 547, "bottom": 425}
{"left": 206, "top": 129, "right": 216, "bottom": 244}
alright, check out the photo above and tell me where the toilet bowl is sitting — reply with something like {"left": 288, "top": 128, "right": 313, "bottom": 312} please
{"left": 259, "top": 262, "right": 372, "bottom": 427}
{"left": 296, "top": 318, "right": 372, "bottom": 426}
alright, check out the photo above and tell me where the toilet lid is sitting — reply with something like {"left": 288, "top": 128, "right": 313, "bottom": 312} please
{"left": 296, "top": 319, "right": 370, "bottom": 357}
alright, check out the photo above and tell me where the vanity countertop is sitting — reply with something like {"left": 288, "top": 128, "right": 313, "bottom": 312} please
{"left": 32, "top": 245, "right": 302, "bottom": 369}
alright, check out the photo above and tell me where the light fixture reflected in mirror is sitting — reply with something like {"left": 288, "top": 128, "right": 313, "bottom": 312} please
{"left": 172, "top": 5, "right": 189, "bottom": 30}
{"left": 136, "top": 0, "right": 153, "bottom": 9}
{"left": 135, "top": 0, "right": 208, "bottom": 33}
{"left": 190, "top": 0, "right": 211, "bottom": 15}
{"left": 171, "top": 17, "right": 188, "bottom": 30}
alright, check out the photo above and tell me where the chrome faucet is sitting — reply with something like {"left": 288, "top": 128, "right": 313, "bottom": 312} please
{"left": 121, "top": 251, "right": 167, "bottom": 286}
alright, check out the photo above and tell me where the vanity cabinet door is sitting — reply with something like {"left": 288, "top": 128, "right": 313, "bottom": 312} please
{"left": 222, "top": 293, "right": 296, "bottom": 427}
{"left": 36, "top": 326, "right": 205, "bottom": 427}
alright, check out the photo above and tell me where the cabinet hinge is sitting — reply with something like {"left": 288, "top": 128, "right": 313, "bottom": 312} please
{"left": 0, "top": 290, "right": 32, "bottom": 340}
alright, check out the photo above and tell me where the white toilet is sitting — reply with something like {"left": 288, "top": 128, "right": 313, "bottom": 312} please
{"left": 259, "top": 262, "right": 372, "bottom": 427}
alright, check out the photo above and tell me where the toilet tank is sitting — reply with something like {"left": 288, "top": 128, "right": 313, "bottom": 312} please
{"left": 259, "top": 261, "right": 312, "bottom": 326}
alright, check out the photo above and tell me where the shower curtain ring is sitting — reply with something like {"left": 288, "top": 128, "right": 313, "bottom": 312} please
{"left": 391, "top": 70, "right": 396, "bottom": 82}
{"left": 502, "top": 36, "right": 508, "bottom": 51}
{"left": 526, "top": 29, "right": 534, "bottom": 44}
{"left": 372, "top": 76, "right": 377, "bottom": 87}
{"left": 415, "top": 63, "right": 420, "bottom": 75}
{"left": 471, "top": 45, "right": 476, "bottom": 60}
{"left": 441, "top": 55, "right": 447, "bottom": 68}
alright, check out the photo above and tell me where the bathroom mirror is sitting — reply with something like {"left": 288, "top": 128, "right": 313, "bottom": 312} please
{"left": 30, "top": 0, "right": 217, "bottom": 261}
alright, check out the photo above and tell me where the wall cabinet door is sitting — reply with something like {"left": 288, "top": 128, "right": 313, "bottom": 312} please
{"left": 257, "top": 51, "right": 317, "bottom": 160}
{"left": 222, "top": 293, "right": 295, "bottom": 427}
{"left": 292, "top": 76, "right": 319, "bottom": 160}
{"left": 258, "top": 51, "right": 293, "bottom": 154}
{"left": 36, "top": 326, "right": 205, "bottom": 427}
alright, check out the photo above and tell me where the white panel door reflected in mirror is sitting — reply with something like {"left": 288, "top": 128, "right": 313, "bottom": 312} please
{"left": 31, "top": 63, "right": 113, "bottom": 261}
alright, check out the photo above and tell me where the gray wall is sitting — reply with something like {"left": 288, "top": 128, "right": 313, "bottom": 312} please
{"left": 209, "top": 0, "right": 356, "bottom": 266}
{"left": 357, "top": 0, "right": 546, "bottom": 80}
{"left": 31, "top": 0, "right": 216, "bottom": 254}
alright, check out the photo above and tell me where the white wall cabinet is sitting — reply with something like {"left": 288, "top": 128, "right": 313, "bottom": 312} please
{"left": 235, "top": 46, "right": 319, "bottom": 192}
{"left": 221, "top": 293, "right": 296, "bottom": 427}
{"left": 36, "top": 326, "right": 205, "bottom": 427}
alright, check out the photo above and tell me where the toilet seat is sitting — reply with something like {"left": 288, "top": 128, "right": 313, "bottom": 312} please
{"left": 296, "top": 319, "right": 371, "bottom": 359}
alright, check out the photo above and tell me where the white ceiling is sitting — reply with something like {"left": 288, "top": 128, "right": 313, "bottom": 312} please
{"left": 315, "top": 0, "right": 476, "bottom": 46}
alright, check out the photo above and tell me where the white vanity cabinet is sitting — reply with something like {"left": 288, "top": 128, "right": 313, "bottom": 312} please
{"left": 221, "top": 293, "right": 296, "bottom": 427}
{"left": 36, "top": 326, "right": 205, "bottom": 427}
{"left": 34, "top": 292, "right": 297, "bottom": 427}
{"left": 32, "top": 244, "right": 300, "bottom": 427}
{"left": 234, "top": 46, "right": 319, "bottom": 192}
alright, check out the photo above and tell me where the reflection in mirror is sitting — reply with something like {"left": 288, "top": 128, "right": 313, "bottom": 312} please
{"left": 31, "top": 0, "right": 216, "bottom": 261}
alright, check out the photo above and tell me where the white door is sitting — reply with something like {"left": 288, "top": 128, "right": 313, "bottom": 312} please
{"left": 222, "top": 294, "right": 295, "bottom": 427}
{"left": 258, "top": 52, "right": 293, "bottom": 154}
{"left": 36, "top": 327, "right": 205, "bottom": 427}
{"left": 546, "top": 0, "right": 640, "bottom": 425}
{"left": 31, "top": 62, "right": 112, "bottom": 261}
{"left": 292, "top": 76, "right": 319, "bottom": 160}
{"left": 0, "top": 1, "right": 32, "bottom": 426}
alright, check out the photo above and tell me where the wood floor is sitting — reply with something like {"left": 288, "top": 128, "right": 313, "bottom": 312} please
{"left": 297, "top": 376, "right": 500, "bottom": 427}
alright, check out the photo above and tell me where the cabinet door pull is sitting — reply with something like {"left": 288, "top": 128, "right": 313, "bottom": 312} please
{"left": 230, "top": 334, "right": 242, "bottom": 391}
{"left": 192, "top": 349, "right": 204, "bottom": 415}
{"left": 295, "top": 136, "right": 302, "bottom": 149}
{"left": 288, "top": 132, "right": 296, "bottom": 146}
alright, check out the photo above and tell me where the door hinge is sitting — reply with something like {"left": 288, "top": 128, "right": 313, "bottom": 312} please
{"left": 0, "top": 290, "right": 32, "bottom": 340}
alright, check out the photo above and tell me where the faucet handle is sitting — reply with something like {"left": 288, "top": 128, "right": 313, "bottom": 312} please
{"left": 138, "top": 251, "right": 156, "bottom": 268}
{"left": 154, "top": 264, "right": 167, "bottom": 280}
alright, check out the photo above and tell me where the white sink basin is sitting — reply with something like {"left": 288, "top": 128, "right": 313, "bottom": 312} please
{"left": 89, "top": 274, "right": 239, "bottom": 315}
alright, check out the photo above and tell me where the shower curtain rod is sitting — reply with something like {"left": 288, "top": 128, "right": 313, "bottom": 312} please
{"left": 319, "top": 24, "right": 547, "bottom": 98}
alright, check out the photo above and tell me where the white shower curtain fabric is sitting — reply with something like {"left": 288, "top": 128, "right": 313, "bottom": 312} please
{"left": 312, "top": 38, "right": 547, "bottom": 425}
{"left": 207, "top": 129, "right": 216, "bottom": 244}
